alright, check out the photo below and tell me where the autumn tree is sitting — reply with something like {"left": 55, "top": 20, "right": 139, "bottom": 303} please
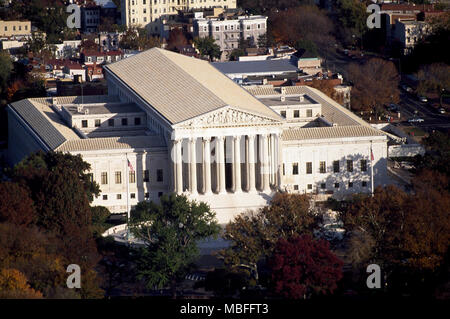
{"left": 340, "top": 184, "right": 450, "bottom": 294}
{"left": 269, "top": 5, "right": 335, "bottom": 58}
{"left": 193, "top": 37, "right": 221, "bottom": 61}
{"left": 348, "top": 58, "right": 400, "bottom": 113}
{"left": 130, "top": 194, "right": 220, "bottom": 296}
{"left": 334, "top": 0, "right": 368, "bottom": 47}
{"left": 220, "top": 193, "right": 318, "bottom": 283}
{"left": 0, "top": 181, "right": 36, "bottom": 226}
{"left": 417, "top": 63, "right": 450, "bottom": 106}
{"left": 305, "top": 79, "right": 344, "bottom": 104}
{"left": 167, "top": 28, "right": 188, "bottom": 51}
{"left": 119, "top": 28, "right": 160, "bottom": 51}
{"left": 0, "top": 268, "right": 43, "bottom": 299}
{"left": 269, "top": 235, "right": 343, "bottom": 299}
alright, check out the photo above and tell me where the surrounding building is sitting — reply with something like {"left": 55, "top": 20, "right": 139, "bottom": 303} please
{"left": 212, "top": 59, "right": 299, "bottom": 84}
{"left": 393, "top": 20, "right": 431, "bottom": 55}
{"left": 81, "top": 3, "right": 101, "bottom": 33}
{"left": 121, "top": 0, "right": 237, "bottom": 32}
{"left": 81, "top": 49, "right": 124, "bottom": 65}
{"left": 194, "top": 14, "right": 267, "bottom": 60}
{"left": 0, "top": 20, "right": 31, "bottom": 39}
{"left": 7, "top": 48, "right": 388, "bottom": 223}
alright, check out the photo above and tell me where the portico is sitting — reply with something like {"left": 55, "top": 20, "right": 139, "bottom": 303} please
{"left": 171, "top": 107, "right": 282, "bottom": 197}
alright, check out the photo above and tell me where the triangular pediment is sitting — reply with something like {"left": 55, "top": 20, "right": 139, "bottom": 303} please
{"left": 175, "top": 106, "right": 283, "bottom": 128}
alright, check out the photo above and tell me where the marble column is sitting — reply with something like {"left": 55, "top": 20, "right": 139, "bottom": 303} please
{"left": 203, "top": 137, "right": 212, "bottom": 195}
{"left": 262, "top": 134, "right": 271, "bottom": 193}
{"left": 233, "top": 135, "right": 242, "bottom": 193}
{"left": 217, "top": 136, "right": 226, "bottom": 194}
{"left": 175, "top": 139, "right": 183, "bottom": 194}
{"left": 189, "top": 137, "right": 197, "bottom": 195}
{"left": 247, "top": 134, "right": 256, "bottom": 193}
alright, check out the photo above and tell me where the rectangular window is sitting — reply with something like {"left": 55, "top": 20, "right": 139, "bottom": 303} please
{"left": 348, "top": 182, "right": 353, "bottom": 188}
{"left": 292, "top": 163, "right": 298, "bottom": 175}
{"left": 157, "top": 169, "right": 163, "bottom": 182}
{"left": 319, "top": 161, "right": 326, "bottom": 173}
{"left": 282, "top": 163, "right": 285, "bottom": 175}
{"left": 108, "top": 119, "right": 114, "bottom": 126}
{"left": 360, "top": 160, "right": 367, "bottom": 172}
{"left": 306, "top": 109, "right": 312, "bottom": 117}
{"left": 158, "top": 192, "right": 163, "bottom": 197}
{"left": 333, "top": 160, "right": 339, "bottom": 173}
{"left": 321, "top": 183, "right": 326, "bottom": 189}
{"left": 103, "top": 194, "right": 108, "bottom": 200}
{"left": 306, "top": 162, "right": 312, "bottom": 174}
{"left": 95, "top": 119, "right": 101, "bottom": 127}
{"left": 130, "top": 193, "right": 135, "bottom": 199}
{"left": 294, "top": 185, "right": 299, "bottom": 190}
{"left": 334, "top": 182, "right": 339, "bottom": 188}
{"left": 144, "top": 170, "right": 149, "bottom": 182}
{"left": 362, "top": 181, "right": 367, "bottom": 187}
{"left": 293, "top": 110, "right": 300, "bottom": 118}
{"left": 116, "top": 194, "right": 122, "bottom": 200}
{"left": 347, "top": 160, "right": 353, "bottom": 172}
{"left": 280, "top": 110, "right": 286, "bottom": 118}
{"left": 129, "top": 171, "right": 136, "bottom": 183}
{"left": 134, "top": 117, "right": 141, "bottom": 125}
{"left": 145, "top": 192, "right": 150, "bottom": 199}
{"left": 82, "top": 120, "right": 88, "bottom": 128}
{"left": 307, "top": 184, "right": 312, "bottom": 190}
{"left": 122, "top": 118, "right": 128, "bottom": 126}
{"left": 101, "top": 172, "right": 108, "bottom": 184}
{"left": 115, "top": 171, "right": 122, "bottom": 184}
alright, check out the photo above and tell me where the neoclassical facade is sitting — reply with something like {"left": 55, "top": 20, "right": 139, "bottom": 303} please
{"left": 7, "top": 48, "right": 388, "bottom": 223}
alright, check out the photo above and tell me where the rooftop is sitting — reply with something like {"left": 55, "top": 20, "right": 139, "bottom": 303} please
{"left": 259, "top": 94, "right": 318, "bottom": 107}
{"left": 212, "top": 59, "right": 298, "bottom": 75}
{"left": 65, "top": 102, "right": 143, "bottom": 115}
{"left": 104, "top": 48, "right": 282, "bottom": 124}
{"left": 8, "top": 95, "right": 165, "bottom": 152}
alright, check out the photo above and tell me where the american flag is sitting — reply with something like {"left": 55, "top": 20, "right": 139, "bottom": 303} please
{"left": 370, "top": 147, "right": 374, "bottom": 161}
{"left": 127, "top": 159, "right": 134, "bottom": 172}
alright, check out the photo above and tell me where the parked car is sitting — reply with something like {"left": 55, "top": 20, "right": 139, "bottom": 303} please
{"left": 401, "top": 84, "right": 413, "bottom": 93}
{"left": 418, "top": 95, "right": 428, "bottom": 103}
{"left": 438, "top": 108, "right": 446, "bottom": 114}
{"left": 408, "top": 117, "right": 425, "bottom": 123}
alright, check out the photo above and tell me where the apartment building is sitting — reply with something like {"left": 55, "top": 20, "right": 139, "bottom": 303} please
{"left": 393, "top": 20, "right": 431, "bottom": 55}
{"left": 194, "top": 15, "right": 267, "bottom": 60}
{"left": 0, "top": 20, "right": 31, "bottom": 39}
{"left": 121, "top": 0, "right": 237, "bottom": 33}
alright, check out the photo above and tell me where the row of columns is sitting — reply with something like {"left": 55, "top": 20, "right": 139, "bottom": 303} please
{"left": 172, "top": 134, "right": 277, "bottom": 195}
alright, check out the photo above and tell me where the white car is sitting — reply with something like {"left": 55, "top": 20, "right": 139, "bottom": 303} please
{"left": 408, "top": 117, "right": 425, "bottom": 123}
{"left": 418, "top": 96, "right": 428, "bottom": 103}
{"left": 439, "top": 108, "right": 446, "bottom": 114}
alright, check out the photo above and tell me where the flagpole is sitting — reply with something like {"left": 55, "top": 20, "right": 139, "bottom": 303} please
{"left": 370, "top": 141, "right": 374, "bottom": 197}
{"left": 126, "top": 153, "right": 130, "bottom": 241}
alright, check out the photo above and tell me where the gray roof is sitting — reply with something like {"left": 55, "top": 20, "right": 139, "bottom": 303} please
{"left": 283, "top": 126, "right": 386, "bottom": 141}
{"left": 104, "top": 48, "right": 282, "bottom": 124}
{"left": 66, "top": 103, "right": 143, "bottom": 115}
{"left": 212, "top": 59, "right": 298, "bottom": 75}
{"left": 56, "top": 136, "right": 166, "bottom": 152}
{"left": 9, "top": 99, "right": 68, "bottom": 150}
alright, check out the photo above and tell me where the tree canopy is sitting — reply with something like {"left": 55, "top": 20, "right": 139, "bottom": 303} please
{"left": 348, "top": 58, "right": 400, "bottom": 112}
{"left": 269, "top": 235, "right": 343, "bottom": 299}
{"left": 193, "top": 37, "right": 222, "bottom": 61}
{"left": 130, "top": 194, "right": 220, "bottom": 295}
{"left": 220, "top": 193, "right": 318, "bottom": 283}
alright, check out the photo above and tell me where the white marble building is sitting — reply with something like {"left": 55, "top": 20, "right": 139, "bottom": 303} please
{"left": 7, "top": 48, "right": 388, "bottom": 223}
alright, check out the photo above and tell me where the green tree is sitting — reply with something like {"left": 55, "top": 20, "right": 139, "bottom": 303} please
{"left": 193, "top": 37, "right": 222, "bottom": 61}
{"left": 130, "top": 194, "right": 220, "bottom": 296}
{"left": 220, "top": 193, "right": 318, "bottom": 283}
{"left": 0, "top": 50, "right": 12, "bottom": 94}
